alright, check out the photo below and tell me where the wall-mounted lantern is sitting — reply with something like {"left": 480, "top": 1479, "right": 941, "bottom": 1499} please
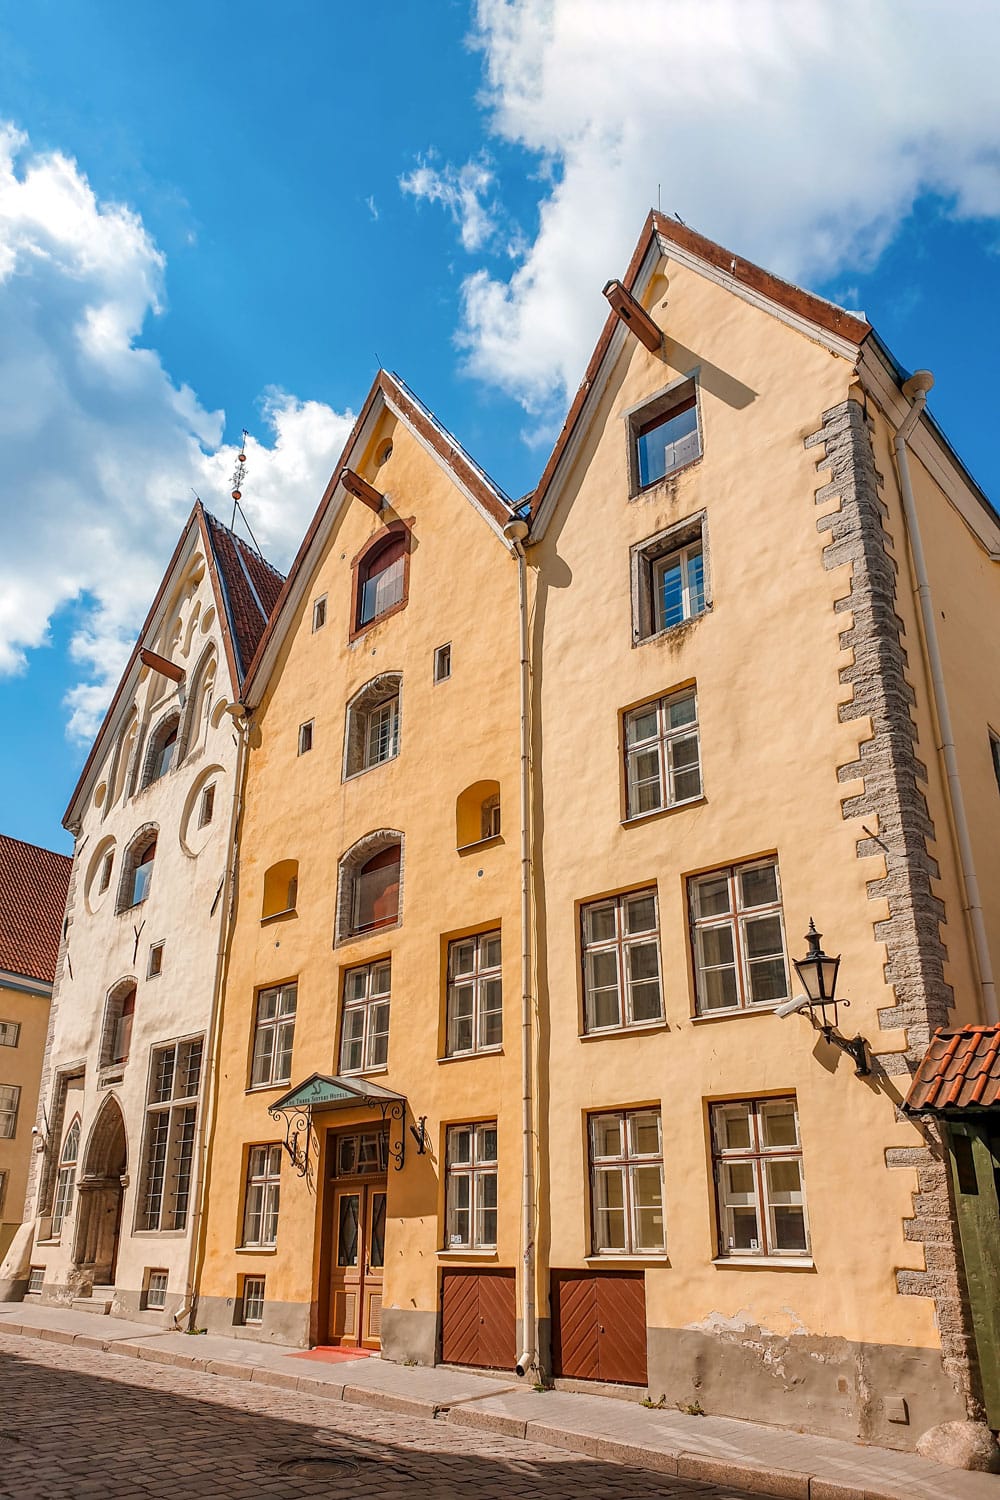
{"left": 778, "top": 920, "right": 870, "bottom": 1077}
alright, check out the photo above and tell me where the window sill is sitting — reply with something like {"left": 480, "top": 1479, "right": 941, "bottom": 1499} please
{"left": 689, "top": 1004, "right": 784, "bottom": 1024}
{"left": 579, "top": 1022, "right": 668, "bottom": 1042}
{"left": 437, "top": 1048, "right": 504, "bottom": 1064}
{"left": 585, "top": 1254, "right": 670, "bottom": 1266}
{"left": 35, "top": 1238, "right": 61, "bottom": 1247}
{"left": 132, "top": 1229, "right": 188, "bottom": 1238}
{"left": 245, "top": 1083, "right": 292, "bottom": 1095}
{"left": 621, "top": 796, "right": 706, "bottom": 829}
{"left": 630, "top": 453, "right": 703, "bottom": 499}
{"left": 260, "top": 908, "right": 297, "bottom": 926}
{"left": 439, "top": 1249, "right": 498, "bottom": 1260}
{"left": 237, "top": 1245, "right": 278, "bottom": 1256}
{"left": 339, "top": 1067, "right": 389, "bottom": 1080}
{"left": 343, "top": 758, "right": 399, "bottom": 784}
{"left": 712, "top": 1256, "right": 815, "bottom": 1270}
{"left": 456, "top": 835, "right": 503, "bottom": 856}
{"left": 335, "top": 921, "right": 402, "bottom": 949}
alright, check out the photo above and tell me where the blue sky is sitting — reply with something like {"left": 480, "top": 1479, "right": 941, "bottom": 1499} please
{"left": 1, "top": 1, "right": 999, "bottom": 854}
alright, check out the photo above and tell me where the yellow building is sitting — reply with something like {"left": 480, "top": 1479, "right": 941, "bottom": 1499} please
{"left": 196, "top": 216, "right": 1000, "bottom": 1453}
{"left": 0, "top": 835, "right": 71, "bottom": 1260}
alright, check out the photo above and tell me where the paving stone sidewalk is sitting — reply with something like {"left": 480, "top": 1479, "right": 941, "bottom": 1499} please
{"left": 1, "top": 1301, "right": 996, "bottom": 1500}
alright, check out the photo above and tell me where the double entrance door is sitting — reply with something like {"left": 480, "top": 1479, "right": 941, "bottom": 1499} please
{"left": 327, "top": 1128, "right": 388, "bottom": 1349}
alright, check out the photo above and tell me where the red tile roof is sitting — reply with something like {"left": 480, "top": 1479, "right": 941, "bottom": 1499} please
{"left": 0, "top": 833, "right": 72, "bottom": 986}
{"left": 904, "top": 1026, "right": 1000, "bottom": 1114}
{"left": 202, "top": 510, "right": 286, "bottom": 683}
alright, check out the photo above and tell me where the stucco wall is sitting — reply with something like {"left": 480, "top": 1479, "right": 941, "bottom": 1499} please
{"left": 0, "top": 980, "right": 50, "bottom": 1259}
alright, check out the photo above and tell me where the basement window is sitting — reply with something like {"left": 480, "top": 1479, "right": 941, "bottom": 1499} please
{"left": 241, "top": 1275, "right": 266, "bottom": 1325}
{"left": 144, "top": 1269, "right": 168, "bottom": 1309}
{"left": 27, "top": 1266, "right": 44, "bottom": 1296}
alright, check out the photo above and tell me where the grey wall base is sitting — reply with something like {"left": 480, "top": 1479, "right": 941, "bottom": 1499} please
{"left": 194, "top": 1292, "right": 312, "bottom": 1346}
{"left": 380, "top": 1305, "right": 439, "bottom": 1366}
{"left": 647, "top": 1323, "right": 967, "bottom": 1452}
{"left": 0, "top": 1277, "right": 28, "bottom": 1303}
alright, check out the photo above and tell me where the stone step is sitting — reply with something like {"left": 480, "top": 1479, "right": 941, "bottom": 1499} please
{"left": 71, "top": 1288, "right": 114, "bottom": 1315}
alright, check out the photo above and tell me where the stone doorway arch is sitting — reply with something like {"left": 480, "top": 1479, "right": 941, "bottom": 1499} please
{"left": 73, "top": 1096, "right": 128, "bottom": 1287}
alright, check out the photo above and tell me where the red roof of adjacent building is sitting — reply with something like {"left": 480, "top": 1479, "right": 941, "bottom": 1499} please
{"left": 0, "top": 833, "right": 72, "bottom": 986}
{"left": 202, "top": 509, "right": 286, "bottom": 682}
{"left": 904, "top": 1025, "right": 1000, "bottom": 1114}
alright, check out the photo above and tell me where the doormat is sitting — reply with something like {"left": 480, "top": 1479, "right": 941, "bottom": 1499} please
{"left": 289, "top": 1345, "right": 375, "bottom": 1362}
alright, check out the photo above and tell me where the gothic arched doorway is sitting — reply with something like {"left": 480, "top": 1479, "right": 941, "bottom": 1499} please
{"left": 74, "top": 1096, "right": 128, "bottom": 1286}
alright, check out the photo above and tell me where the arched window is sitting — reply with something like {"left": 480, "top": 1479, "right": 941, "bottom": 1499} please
{"left": 142, "top": 713, "right": 180, "bottom": 789}
{"left": 111, "top": 712, "right": 139, "bottom": 808}
{"left": 336, "top": 831, "right": 403, "bottom": 944}
{"left": 101, "top": 981, "right": 136, "bottom": 1069}
{"left": 262, "top": 860, "right": 299, "bottom": 921}
{"left": 456, "top": 781, "right": 502, "bottom": 849}
{"left": 178, "top": 645, "right": 217, "bottom": 762}
{"left": 351, "top": 523, "right": 411, "bottom": 636}
{"left": 119, "top": 828, "right": 158, "bottom": 911}
{"left": 52, "top": 1117, "right": 80, "bottom": 1237}
{"left": 344, "top": 674, "right": 401, "bottom": 778}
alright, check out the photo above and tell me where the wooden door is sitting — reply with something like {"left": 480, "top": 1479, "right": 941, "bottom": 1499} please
{"left": 948, "top": 1124, "right": 1000, "bottom": 1428}
{"left": 551, "top": 1271, "right": 647, "bottom": 1385}
{"left": 328, "top": 1180, "right": 387, "bottom": 1349}
{"left": 441, "top": 1269, "right": 516, "bottom": 1369}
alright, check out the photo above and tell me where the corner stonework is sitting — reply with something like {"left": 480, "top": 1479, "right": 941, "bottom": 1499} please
{"left": 805, "top": 398, "right": 979, "bottom": 1420}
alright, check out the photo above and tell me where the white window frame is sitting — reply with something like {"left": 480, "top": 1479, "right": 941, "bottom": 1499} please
{"left": 363, "top": 694, "right": 400, "bottom": 771}
{"left": 137, "top": 1038, "right": 203, "bottom": 1232}
{"left": 624, "top": 688, "right": 701, "bottom": 819}
{"left": 360, "top": 553, "right": 404, "bottom": 625}
{"left": 312, "top": 595, "right": 327, "bottom": 632}
{"left": 588, "top": 1109, "right": 665, "bottom": 1255}
{"left": 298, "top": 720, "right": 314, "bottom": 756}
{"left": 689, "top": 859, "right": 790, "bottom": 1015}
{"left": 711, "top": 1097, "right": 810, "bottom": 1259}
{"left": 249, "top": 984, "right": 297, "bottom": 1089}
{"left": 51, "top": 1117, "right": 80, "bottom": 1237}
{"left": 445, "top": 1122, "right": 498, "bottom": 1249}
{"left": 241, "top": 1144, "right": 282, "bottom": 1247}
{"left": 242, "top": 1274, "right": 266, "bottom": 1324}
{"left": 98, "top": 851, "right": 114, "bottom": 894}
{"left": 581, "top": 889, "right": 663, "bottom": 1033}
{"left": 0, "top": 1083, "right": 20, "bottom": 1139}
{"left": 339, "top": 961, "right": 391, "bottom": 1074}
{"left": 147, "top": 943, "right": 164, "bottom": 979}
{"left": 433, "top": 643, "right": 451, "bottom": 682}
{"left": 198, "top": 783, "right": 216, "bottom": 827}
{"left": 144, "top": 1269, "right": 169, "bottom": 1309}
{"left": 0, "top": 1021, "right": 20, "bottom": 1048}
{"left": 652, "top": 541, "right": 706, "bottom": 634}
{"left": 445, "top": 931, "right": 502, "bottom": 1057}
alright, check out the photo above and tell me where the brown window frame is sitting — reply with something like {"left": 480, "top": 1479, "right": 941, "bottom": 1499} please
{"left": 349, "top": 520, "right": 413, "bottom": 641}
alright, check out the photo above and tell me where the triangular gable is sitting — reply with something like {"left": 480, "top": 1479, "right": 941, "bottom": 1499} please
{"left": 528, "top": 211, "right": 872, "bottom": 540}
{"left": 241, "top": 370, "right": 515, "bottom": 707}
{"left": 64, "top": 502, "right": 284, "bottom": 830}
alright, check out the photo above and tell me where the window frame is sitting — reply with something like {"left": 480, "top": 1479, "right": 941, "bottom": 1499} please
{"left": 627, "top": 378, "right": 702, "bottom": 494}
{"left": 0, "top": 1083, "right": 21, "bottom": 1139}
{"left": 241, "top": 1144, "right": 282, "bottom": 1248}
{"left": 350, "top": 522, "right": 413, "bottom": 640}
{"left": 297, "top": 720, "right": 314, "bottom": 756}
{"left": 351, "top": 846, "right": 401, "bottom": 935}
{"left": 136, "top": 1036, "right": 204, "bottom": 1233}
{"left": 445, "top": 1121, "right": 498, "bottom": 1250}
{"left": 433, "top": 643, "right": 452, "bottom": 683}
{"left": 710, "top": 1096, "right": 810, "bottom": 1260}
{"left": 689, "top": 859, "right": 790, "bottom": 1016}
{"left": 51, "top": 1115, "right": 80, "bottom": 1235}
{"left": 623, "top": 687, "right": 702, "bottom": 820}
{"left": 990, "top": 729, "right": 1000, "bottom": 796}
{"left": 588, "top": 1109, "right": 666, "bottom": 1256}
{"left": 144, "top": 1269, "right": 169, "bottom": 1309}
{"left": 147, "top": 942, "right": 164, "bottom": 979}
{"left": 631, "top": 513, "right": 709, "bottom": 645}
{"left": 580, "top": 889, "right": 663, "bottom": 1034}
{"left": 445, "top": 930, "right": 503, "bottom": 1057}
{"left": 312, "top": 595, "right": 327, "bottom": 633}
{"left": 198, "top": 783, "right": 216, "bottom": 828}
{"left": 249, "top": 983, "right": 298, "bottom": 1090}
{"left": 0, "top": 1021, "right": 20, "bottom": 1048}
{"left": 339, "top": 960, "right": 391, "bottom": 1075}
{"left": 241, "top": 1274, "right": 266, "bottom": 1325}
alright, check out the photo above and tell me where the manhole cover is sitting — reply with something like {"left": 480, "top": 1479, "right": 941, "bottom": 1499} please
{"left": 276, "top": 1453, "right": 361, "bottom": 1477}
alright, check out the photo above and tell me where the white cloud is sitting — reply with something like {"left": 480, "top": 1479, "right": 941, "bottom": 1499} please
{"left": 0, "top": 123, "right": 355, "bottom": 741}
{"left": 400, "top": 153, "right": 499, "bottom": 252}
{"left": 412, "top": 0, "right": 1000, "bottom": 417}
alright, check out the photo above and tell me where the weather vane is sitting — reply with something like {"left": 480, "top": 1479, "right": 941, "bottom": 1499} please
{"left": 230, "top": 429, "right": 248, "bottom": 528}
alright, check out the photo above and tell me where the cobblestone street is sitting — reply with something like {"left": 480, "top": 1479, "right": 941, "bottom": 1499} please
{"left": 0, "top": 1332, "right": 765, "bottom": 1500}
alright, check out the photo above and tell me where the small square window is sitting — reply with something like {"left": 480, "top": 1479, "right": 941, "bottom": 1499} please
{"left": 631, "top": 516, "right": 708, "bottom": 643}
{"left": 434, "top": 643, "right": 452, "bottom": 682}
{"left": 312, "top": 596, "right": 327, "bottom": 632}
{"left": 242, "top": 1275, "right": 266, "bottom": 1325}
{"left": 198, "top": 784, "right": 216, "bottom": 827}
{"left": 0, "top": 1021, "right": 20, "bottom": 1047}
{"left": 98, "top": 851, "right": 114, "bottom": 893}
{"left": 298, "top": 721, "right": 314, "bottom": 756}
{"left": 144, "top": 1269, "right": 168, "bottom": 1309}
{"left": 147, "top": 943, "right": 164, "bottom": 979}
{"left": 27, "top": 1266, "right": 44, "bottom": 1295}
{"left": 629, "top": 380, "right": 701, "bottom": 492}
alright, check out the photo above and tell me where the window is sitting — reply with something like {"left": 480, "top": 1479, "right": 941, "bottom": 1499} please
{"left": 352, "top": 846, "right": 401, "bottom": 933}
{"left": 137, "top": 1037, "right": 203, "bottom": 1231}
{"left": 589, "top": 1109, "right": 665, "bottom": 1255}
{"left": 241, "top": 1275, "right": 266, "bottom": 1325}
{"left": 711, "top": 1097, "right": 809, "bottom": 1258}
{"left": 334, "top": 1130, "right": 389, "bottom": 1176}
{"left": 27, "top": 1266, "right": 44, "bottom": 1295}
{"left": 298, "top": 720, "right": 314, "bottom": 756}
{"left": 142, "top": 715, "right": 180, "bottom": 788}
{"left": 445, "top": 1122, "right": 498, "bottom": 1249}
{"left": 101, "top": 983, "right": 136, "bottom": 1068}
{"left": 446, "top": 931, "right": 502, "bottom": 1056}
{"left": 456, "top": 780, "right": 501, "bottom": 848}
{"left": 0, "top": 1169, "right": 5, "bottom": 1214}
{"left": 120, "top": 831, "right": 157, "bottom": 910}
{"left": 344, "top": 674, "right": 402, "bottom": 778}
{"left": 51, "top": 1117, "right": 80, "bottom": 1235}
{"left": 632, "top": 517, "right": 708, "bottom": 643}
{"left": 148, "top": 943, "right": 164, "bottom": 979}
{"left": 198, "top": 784, "right": 216, "bottom": 827}
{"left": 340, "top": 961, "right": 391, "bottom": 1074}
{"left": 631, "top": 381, "right": 700, "bottom": 491}
{"left": 481, "top": 794, "right": 501, "bottom": 841}
{"left": 624, "top": 689, "right": 701, "bottom": 818}
{"left": 581, "top": 890, "right": 662, "bottom": 1032}
{"left": 262, "top": 860, "right": 298, "bottom": 920}
{"left": 434, "top": 643, "right": 452, "bottom": 682}
{"left": 0, "top": 1021, "right": 19, "bottom": 1048}
{"left": 144, "top": 1270, "right": 169, "bottom": 1309}
{"left": 0, "top": 1084, "right": 20, "bottom": 1139}
{"left": 249, "top": 983, "right": 297, "bottom": 1089}
{"left": 98, "top": 851, "right": 114, "bottom": 894}
{"left": 358, "top": 538, "right": 406, "bottom": 628}
{"left": 312, "top": 596, "right": 327, "bottom": 632}
{"left": 991, "top": 730, "right": 1000, "bottom": 795}
{"left": 241, "top": 1145, "right": 282, "bottom": 1247}
{"left": 689, "top": 859, "right": 789, "bottom": 1014}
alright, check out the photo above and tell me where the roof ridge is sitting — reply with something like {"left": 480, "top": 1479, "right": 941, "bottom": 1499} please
{"left": 202, "top": 504, "right": 285, "bottom": 580}
{"left": 0, "top": 830, "right": 71, "bottom": 864}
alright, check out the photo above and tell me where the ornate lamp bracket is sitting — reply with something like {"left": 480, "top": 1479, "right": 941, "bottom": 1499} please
{"left": 268, "top": 1101, "right": 312, "bottom": 1177}
{"left": 361, "top": 1094, "right": 407, "bottom": 1171}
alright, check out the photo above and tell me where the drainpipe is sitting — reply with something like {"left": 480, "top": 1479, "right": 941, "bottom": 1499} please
{"left": 173, "top": 703, "right": 252, "bottom": 1329}
{"left": 503, "top": 516, "right": 536, "bottom": 1379}
{"left": 891, "top": 372, "right": 999, "bottom": 1024}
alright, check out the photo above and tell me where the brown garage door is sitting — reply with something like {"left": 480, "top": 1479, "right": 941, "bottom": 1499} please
{"left": 441, "top": 1269, "right": 516, "bottom": 1369}
{"left": 551, "top": 1270, "right": 647, "bottom": 1385}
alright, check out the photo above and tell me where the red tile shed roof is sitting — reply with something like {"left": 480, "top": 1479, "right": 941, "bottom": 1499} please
{"left": 0, "top": 833, "right": 72, "bottom": 986}
{"left": 904, "top": 1026, "right": 1000, "bottom": 1114}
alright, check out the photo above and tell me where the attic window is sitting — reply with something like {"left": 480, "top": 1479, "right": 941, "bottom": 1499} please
{"left": 312, "top": 596, "right": 327, "bottom": 633}
{"left": 629, "top": 380, "right": 701, "bottom": 492}
{"left": 298, "top": 721, "right": 314, "bottom": 756}
{"left": 351, "top": 523, "right": 412, "bottom": 638}
{"left": 434, "top": 643, "right": 452, "bottom": 683}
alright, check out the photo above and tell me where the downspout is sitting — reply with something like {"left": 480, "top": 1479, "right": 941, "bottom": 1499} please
{"left": 503, "top": 516, "right": 536, "bottom": 1378}
{"left": 891, "top": 372, "right": 999, "bottom": 1024}
{"left": 173, "top": 702, "right": 252, "bottom": 1328}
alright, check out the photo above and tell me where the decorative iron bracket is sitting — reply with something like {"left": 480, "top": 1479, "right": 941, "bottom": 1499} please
{"left": 268, "top": 1101, "right": 312, "bottom": 1176}
{"left": 360, "top": 1094, "right": 407, "bottom": 1171}
{"left": 818, "top": 1024, "right": 871, "bottom": 1078}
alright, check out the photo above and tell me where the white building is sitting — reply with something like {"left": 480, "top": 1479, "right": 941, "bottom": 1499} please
{"left": 0, "top": 503, "right": 283, "bottom": 1324}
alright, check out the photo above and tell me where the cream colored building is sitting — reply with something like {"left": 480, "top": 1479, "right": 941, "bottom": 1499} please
{"left": 0, "top": 504, "right": 283, "bottom": 1323}
{"left": 0, "top": 835, "right": 70, "bottom": 1260}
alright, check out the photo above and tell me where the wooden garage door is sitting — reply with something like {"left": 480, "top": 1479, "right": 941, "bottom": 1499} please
{"left": 441, "top": 1269, "right": 516, "bottom": 1369}
{"left": 551, "top": 1270, "right": 647, "bottom": 1385}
